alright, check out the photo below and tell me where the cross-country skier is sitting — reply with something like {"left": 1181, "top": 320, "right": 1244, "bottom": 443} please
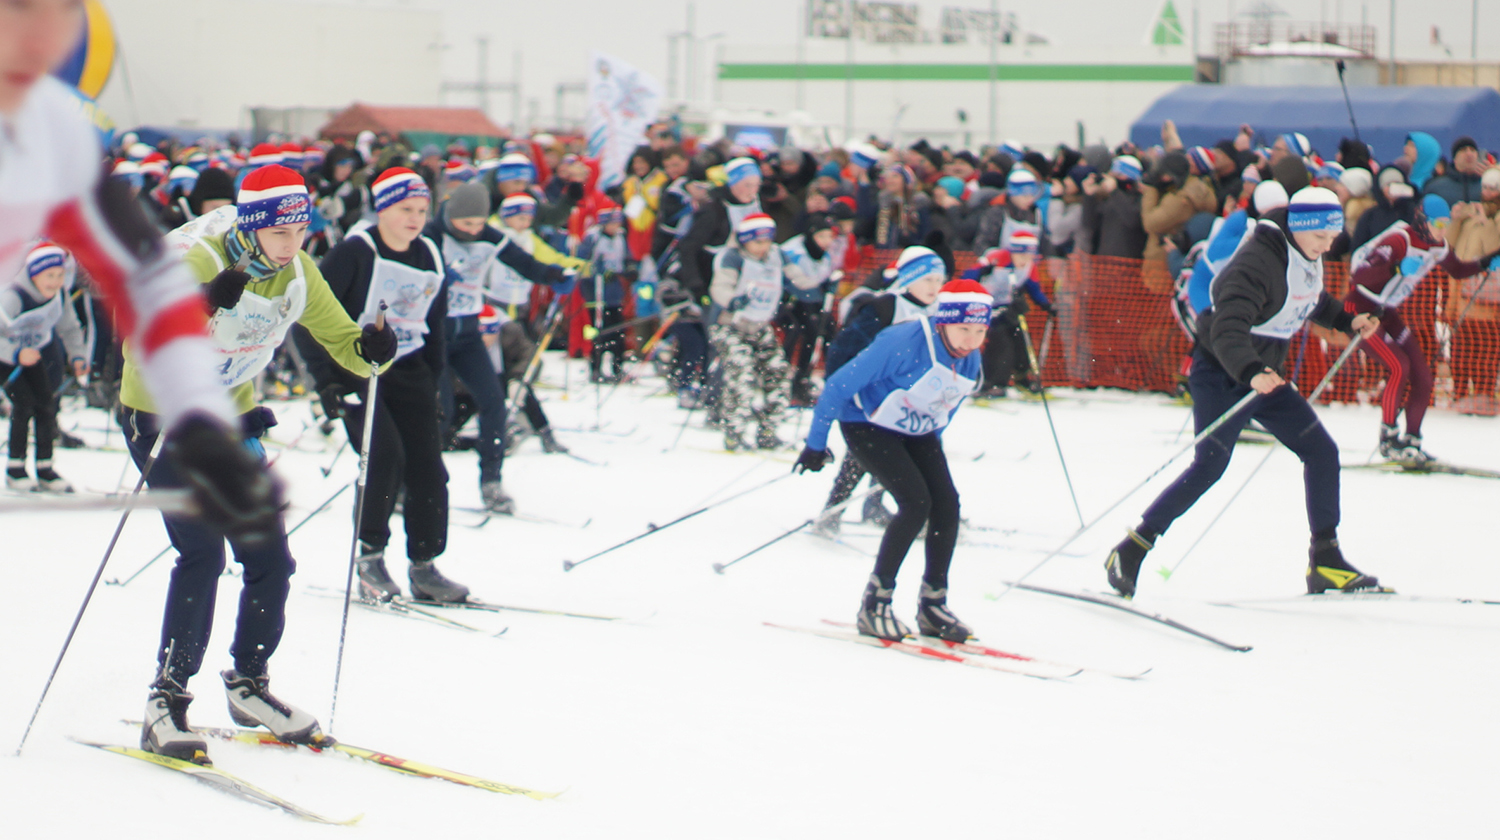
{"left": 961, "top": 228, "right": 1055, "bottom": 395}
{"left": 1345, "top": 194, "right": 1498, "bottom": 464}
{"left": 795, "top": 279, "right": 989, "bottom": 642}
{"left": 812, "top": 246, "right": 945, "bottom": 536}
{"left": 121, "top": 164, "right": 396, "bottom": 762}
{"left": 1104, "top": 187, "right": 1383, "bottom": 599}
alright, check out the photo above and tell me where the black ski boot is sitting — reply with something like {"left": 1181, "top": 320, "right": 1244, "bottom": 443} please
{"left": 409, "top": 560, "right": 470, "bottom": 603}
{"left": 1378, "top": 424, "right": 1402, "bottom": 461}
{"left": 1105, "top": 528, "right": 1155, "bottom": 599}
{"left": 538, "top": 427, "right": 569, "bottom": 454}
{"left": 142, "top": 675, "right": 209, "bottom": 764}
{"left": 855, "top": 574, "right": 911, "bottom": 640}
{"left": 221, "top": 669, "right": 324, "bottom": 744}
{"left": 1306, "top": 537, "right": 1384, "bottom": 594}
{"left": 915, "top": 581, "right": 975, "bottom": 641}
{"left": 355, "top": 541, "right": 401, "bottom": 602}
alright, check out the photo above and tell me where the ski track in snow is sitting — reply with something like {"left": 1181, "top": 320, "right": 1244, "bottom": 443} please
{"left": 4, "top": 363, "right": 1498, "bottom": 838}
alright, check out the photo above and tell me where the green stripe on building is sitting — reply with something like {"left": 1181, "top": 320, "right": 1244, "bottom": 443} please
{"left": 717, "top": 63, "right": 1193, "bottom": 82}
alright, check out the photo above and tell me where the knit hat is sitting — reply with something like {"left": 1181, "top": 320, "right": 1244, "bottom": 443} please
{"left": 1422, "top": 193, "right": 1451, "bottom": 223}
{"left": 1066, "top": 164, "right": 1096, "bottom": 188}
{"left": 724, "top": 157, "right": 761, "bottom": 187}
{"left": 1483, "top": 168, "right": 1500, "bottom": 192}
{"left": 235, "top": 165, "right": 311, "bottom": 232}
{"left": 1006, "top": 228, "right": 1040, "bottom": 254}
{"left": 1186, "top": 146, "right": 1214, "bottom": 176}
{"left": 734, "top": 212, "right": 776, "bottom": 244}
{"left": 596, "top": 202, "right": 624, "bottom": 227}
{"left": 138, "top": 152, "right": 169, "bottom": 178}
{"left": 1286, "top": 186, "right": 1344, "bottom": 233}
{"left": 304, "top": 146, "right": 326, "bottom": 168}
{"left": 893, "top": 246, "right": 946, "bottom": 289}
{"left": 188, "top": 167, "right": 236, "bottom": 215}
{"left": 887, "top": 163, "right": 915, "bottom": 186}
{"left": 953, "top": 150, "right": 980, "bottom": 169}
{"left": 1316, "top": 160, "right": 1345, "bottom": 181}
{"left": 932, "top": 279, "right": 994, "bottom": 326}
{"left": 999, "top": 140, "right": 1026, "bottom": 161}
{"left": 1242, "top": 164, "right": 1263, "bottom": 185}
{"left": 1110, "top": 155, "right": 1142, "bottom": 182}
{"left": 816, "top": 160, "right": 842, "bottom": 180}
{"left": 167, "top": 165, "right": 199, "bottom": 195}
{"left": 1281, "top": 132, "right": 1311, "bottom": 157}
{"left": 444, "top": 159, "right": 477, "bottom": 182}
{"left": 1251, "top": 180, "right": 1289, "bottom": 215}
{"left": 495, "top": 153, "right": 536, "bottom": 184}
{"left": 445, "top": 182, "right": 490, "bottom": 220}
{"left": 247, "top": 143, "right": 282, "bottom": 168}
{"left": 185, "top": 150, "right": 210, "bottom": 172}
{"left": 937, "top": 176, "right": 965, "bottom": 198}
{"left": 1338, "top": 167, "right": 1373, "bottom": 198}
{"left": 279, "top": 143, "right": 303, "bottom": 169}
{"left": 1006, "top": 168, "right": 1040, "bottom": 196}
{"left": 849, "top": 144, "right": 880, "bottom": 170}
{"left": 25, "top": 242, "right": 67, "bottom": 278}
{"left": 829, "top": 197, "right": 856, "bottom": 220}
{"left": 499, "top": 192, "right": 538, "bottom": 218}
{"left": 1377, "top": 166, "right": 1407, "bottom": 190}
{"left": 371, "top": 167, "right": 431, "bottom": 213}
{"left": 805, "top": 213, "right": 834, "bottom": 236}
{"left": 1452, "top": 136, "right": 1479, "bottom": 158}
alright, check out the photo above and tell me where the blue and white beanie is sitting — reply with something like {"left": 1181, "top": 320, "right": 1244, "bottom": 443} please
{"left": 734, "top": 212, "right": 777, "bottom": 244}
{"left": 849, "top": 144, "right": 880, "bottom": 170}
{"left": 932, "top": 279, "right": 994, "bottom": 326}
{"left": 371, "top": 167, "right": 431, "bottom": 213}
{"left": 25, "top": 243, "right": 68, "bottom": 279}
{"left": 495, "top": 153, "right": 537, "bottom": 184}
{"left": 235, "top": 165, "right": 311, "bottom": 232}
{"left": 1109, "top": 155, "right": 1142, "bottom": 182}
{"left": 725, "top": 157, "right": 761, "bottom": 187}
{"left": 167, "top": 165, "right": 199, "bottom": 195}
{"left": 499, "top": 193, "right": 538, "bottom": 219}
{"left": 1000, "top": 140, "right": 1026, "bottom": 161}
{"left": 1281, "top": 132, "right": 1311, "bottom": 158}
{"left": 1285, "top": 186, "right": 1344, "bottom": 233}
{"left": 892, "top": 245, "right": 947, "bottom": 289}
{"left": 1006, "top": 168, "right": 1041, "bottom": 196}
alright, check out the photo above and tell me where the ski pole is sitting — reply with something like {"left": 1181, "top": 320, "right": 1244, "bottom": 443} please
{"left": 1017, "top": 314, "right": 1084, "bottom": 530}
{"left": 990, "top": 387, "right": 1264, "bottom": 603}
{"left": 1159, "top": 334, "right": 1365, "bottom": 582}
{"left": 330, "top": 303, "right": 386, "bottom": 736}
{"left": 320, "top": 438, "right": 349, "bottom": 477}
{"left": 14, "top": 431, "right": 164, "bottom": 756}
{"left": 598, "top": 308, "right": 684, "bottom": 411}
{"left": 563, "top": 472, "right": 794, "bottom": 572}
{"left": 667, "top": 353, "right": 719, "bottom": 453}
{"left": 585, "top": 299, "right": 689, "bottom": 341}
{"left": 712, "top": 480, "right": 888, "bottom": 574}
{"left": 1036, "top": 313, "right": 1057, "bottom": 377}
{"left": 504, "top": 297, "right": 564, "bottom": 427}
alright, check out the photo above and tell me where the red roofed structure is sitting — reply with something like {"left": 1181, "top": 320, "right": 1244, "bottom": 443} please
{"left": 319, "top": 102, "right": 508, "bottom": 149}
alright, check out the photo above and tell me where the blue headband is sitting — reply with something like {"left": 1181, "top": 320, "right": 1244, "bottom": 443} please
{"left": 933, "top": 298, "right": 994, "bottom": 326}
{"left": 894, "top": 253, "right": 946, "bottom": 288}
{"left": 725, "top": 159, "right": 760, "bottom": 186}
{"left": 1286, "top": 203, "right": 1344, "bottom": 232}
{"left": 496, "top": 161, "right": 536, "bottom": 183}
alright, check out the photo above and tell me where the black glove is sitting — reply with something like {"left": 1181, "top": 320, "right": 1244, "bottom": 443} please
{"left": 793, "top": 446, "right": 834, "bottom": 474}
{"left": 355, "top": 322, "right": 398, "bottom": 364}
{"left": 205, "top": 267, "right": 252, "bottom": 312}
{"left": 727, "top": 294, "right": 750, "bottom": 313}
{"left": 318, "top": 384, "right": 352, "bottom": 421}
{"left": 163, "top": 412, "right": 284, "bottom": 546}
{"left": 1041, "top": 303, "right": 1058, "bottom": 315}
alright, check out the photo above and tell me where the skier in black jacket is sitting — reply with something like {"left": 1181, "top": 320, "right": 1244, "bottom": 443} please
{"left": 1104, "top": 187, "right": 1382, "bottom": 599}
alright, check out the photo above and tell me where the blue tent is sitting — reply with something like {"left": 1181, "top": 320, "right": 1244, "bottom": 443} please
{"left": 1129, "top": 85, "right": 1500, "bottom": 163}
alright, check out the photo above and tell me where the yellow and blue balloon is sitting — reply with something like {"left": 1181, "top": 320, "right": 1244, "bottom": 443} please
{"left": 52, "top": 0, "right": 117, "bottom": 148}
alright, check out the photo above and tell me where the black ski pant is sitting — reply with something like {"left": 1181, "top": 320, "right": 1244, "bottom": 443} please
{"left": 121, "top": 407, "right": 292, "bottom": 684}
{"left": 1141, "top": 346, "right": 1341, "bottom": 539}
{"left": 669, "top": 319, "right": 709, "bottom": 391}
{"left": 981, "top": 309, "right": 1029, "bottom": 390}
{"left": 779, "top": 300, "right": 824, "bottom": 394}
{"left": 589, "top": 304, "right": 625, "bottom": 379}
{"left": 332, "top": 355, "right": 449, "bottom": 561}
{"left": 840, "top": 421, "right": 961, "bottom": 590}
{"left": 440, "top": 316, "right": 506, "bottom": 485}
{"left": 822, "top": 451, "right": 886, "bottom": 517}
{"left": 3, "top": 362, "right": 57, "bottom": 465}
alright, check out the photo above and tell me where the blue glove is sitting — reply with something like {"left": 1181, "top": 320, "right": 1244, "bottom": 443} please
{"left": 1399, "top": 255, "right": 1423, "bottom": 276}
{"left": 727, "top": 294, "right": 750, "bottom": 313}
{"left": 1489, "top": 255, "right": 1500, "bottom": 272}
{"left": 554, "top": 269, "right": 577, "bottom": 296}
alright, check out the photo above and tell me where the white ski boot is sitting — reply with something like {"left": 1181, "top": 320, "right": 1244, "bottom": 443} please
{"left": 222, "top": 669, "right": 325, "bottom": 744}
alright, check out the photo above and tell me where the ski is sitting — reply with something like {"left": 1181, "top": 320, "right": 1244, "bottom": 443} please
{"left": 1343, "top": 461, "right": 1500, "bottom": 480}
{"left": 131, "top": 724, "right": 560, "bottom": 800}
{"left": 764, "top": 622, "right": 1079, "bottom": 680}
{"left": 407, "top": 596, "right": 623, "bottom": 621}
{"left": 74, "top": 739, "right": 361, "bottom": 825}
{"left": 1211, "top": 591, "right": 1500, "bottom": 608}
{"left": 819, "top": 620, "right": 1151, "bottom": 680}
{"left": 451, "top": 506, "right": 591, "bottom": 529}
{"left": 305, "top": 586, "right": 507, "bottom": 636}
{"left": 993, "top": 582, "right": 1253, "bottom": 652}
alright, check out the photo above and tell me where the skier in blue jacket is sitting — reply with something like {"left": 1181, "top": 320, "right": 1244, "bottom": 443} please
{"left": 795, "top": 279, "right": 990, "bottom": 642}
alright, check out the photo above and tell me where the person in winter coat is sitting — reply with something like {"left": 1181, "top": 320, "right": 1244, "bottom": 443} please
{"left": 973, "top": 168, "right": 1046, "bottom": 254}
{"left": 576, "top": 204, "right": 636, "bottom": 383}
{"left": 1444, "top": 169, "right": 1500, "bottom": 414}
{"left": 1080, "top": 156, "right": 1148, "bottom": 259}
{"left": 1422, "top": 137, "right": 1488, "bottom": 205}
{"left": 1351, "top": 169, "right": 1415, "bottom": 252}
{"left": 1140, "top": 150, "right": 1219, "bottom": 271}
{"left": 856, "top": 163, "right": 932, "bottom": 250}
{"left": 777, "top": 213, "right": 842, "bottom": 405}
{"left": 1103, "top": 187, "right": 1382, "bottom": 600}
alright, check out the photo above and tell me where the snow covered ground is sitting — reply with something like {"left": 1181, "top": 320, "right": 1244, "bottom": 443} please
{"left": 3, "top": 358, "right": 1498, "bottom": 838}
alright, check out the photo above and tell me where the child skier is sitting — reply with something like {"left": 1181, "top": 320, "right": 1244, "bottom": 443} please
{"left": 778, "top": 213, "right": 842, "bottom": 405}
{"left": 708, "top": 213, "right": 821, "bottom": 450}
{"left": 1105, "top": 187, "right": 1383, "bottom": 599}
{"left": 576, "top": 203, "right": 635, "bottom": 383}
{"left": 490, "top": 193, "right": 588, "bottom": 329}
{"left": 962, "top": 228, "right": 1055, "bottom": 395}
{"left": 795, "top": 279, "right": 990, "bottom": 641}
{"left": 1, "top": 243, "right": 89, "bottom": 492}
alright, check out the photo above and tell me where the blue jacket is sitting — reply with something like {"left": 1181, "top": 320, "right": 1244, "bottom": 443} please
{"left": 806, "top": 319, "right": 982, "bottom": 450}
{"left": 1187, "top": 209, "right": 1250, "bottom": 315}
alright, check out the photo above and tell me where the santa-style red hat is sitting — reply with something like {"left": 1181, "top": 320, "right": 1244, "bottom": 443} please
{"left": 371, "top": 167, "right": 431, "bottom": 212}
{"left": 236, "top": 164, "right": 310, "bottom": 232}
{"left": 933, "top": 279, "right": 993, "bottom": 326}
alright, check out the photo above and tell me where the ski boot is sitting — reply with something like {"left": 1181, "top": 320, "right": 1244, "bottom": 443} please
{"left": 355, "top": 541, "right": 401, "bottom": 602}
{"left": 723, "top": 433, "right": 754, "bottom": 452}
{"left": 538, "top": 427, "right": 569, "bottom": 454}
{"left": 34, "top": 463, "right": 74, "bottom": 494}
{"left": 915, "top": 581, "right": 975, "bottom": 642}
{"left": 6, "top": 463, "right": 35, "bottom": 492}
{"left": 221, "top": 669, "right": 325, "bottom": 744}
{"left": 1378, "top": 424, "right": 1402, "bottom": 461}
{"left": 755, "top": 427, "right": 784, "bottom": 450}
{"left": 142, "top": 675, "right": 209, "bottom": 764}
{"left": 1306, "top": 537, "right": 1383, "bottom": 594}
{"left": 481, "top": 481, "right": 516, "bottom": 515}
{"left": 1395, "top": 434, "right": 1435, "bottom": 467}
{"left": 409, "top": 560, "right": 470, "bottom": 603}
{"left": 1105, "top": 528, "right": 1155, "bottom": 599}
{"left": 856, "top": 574, "right": 911, "bottom": 641}
{"left": 861, "top": 495, "right": 893, "bottom": 527}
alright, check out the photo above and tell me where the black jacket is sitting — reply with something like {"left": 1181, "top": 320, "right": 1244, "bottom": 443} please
{"left": 1195, "top": 209, "right": 1355, "bottom": 385}
{"left": 676, "top": 186, "right": 757, "bottom": 297}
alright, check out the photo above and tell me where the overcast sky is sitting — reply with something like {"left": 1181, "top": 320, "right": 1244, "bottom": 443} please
{"left": 311, "top": 0, "right": 1497, "bottom": 121}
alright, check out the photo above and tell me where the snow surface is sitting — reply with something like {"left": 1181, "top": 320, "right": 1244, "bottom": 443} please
{"left": 3, "top": 359, "right": 1498, "bottom": 839}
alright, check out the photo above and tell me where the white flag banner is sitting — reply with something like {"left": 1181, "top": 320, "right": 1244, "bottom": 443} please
{"left": 586, "top": 52, "right": 664, "bottom": 191}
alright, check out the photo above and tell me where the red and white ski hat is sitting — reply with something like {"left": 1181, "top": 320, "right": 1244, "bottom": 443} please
{"left": 371, "top": 167, "right": 431, "bottom": 213}
{"left": 236, "top": 164, "right": 311, "bottom": 232}
{"left": 138, "top": 152, "right": 170, "bottom": 178}
{"left": 499, "top": 192, "right": 538, "bottom": 218}
{"left": 444, "top": 159, "right": 477, "bottom": 182}
{"left": 1006, "top": 228, "right": 1040, "bottom": 254}
{"left": 25, "top": 242, "right": 68, "bottom": 278}
{"left": 596, "top": 200, "right": 624, "bottom": 227}
{"left": 933, "top": 279, "right": 994, "bottom": 326}
{"left": 735, "top": 212, "right": 777, "bottom": 244}
{"left": 247, "top": 143, "right": 283, "bottom": 168}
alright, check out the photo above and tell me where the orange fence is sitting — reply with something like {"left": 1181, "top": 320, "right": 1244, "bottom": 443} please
{"left": 846, "top": 249, "right": 1500, "bottom": 415}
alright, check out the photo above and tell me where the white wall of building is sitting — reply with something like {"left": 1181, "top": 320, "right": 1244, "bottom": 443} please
{"left": 95, "top": 0, "right": 443, "bottom": 131}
